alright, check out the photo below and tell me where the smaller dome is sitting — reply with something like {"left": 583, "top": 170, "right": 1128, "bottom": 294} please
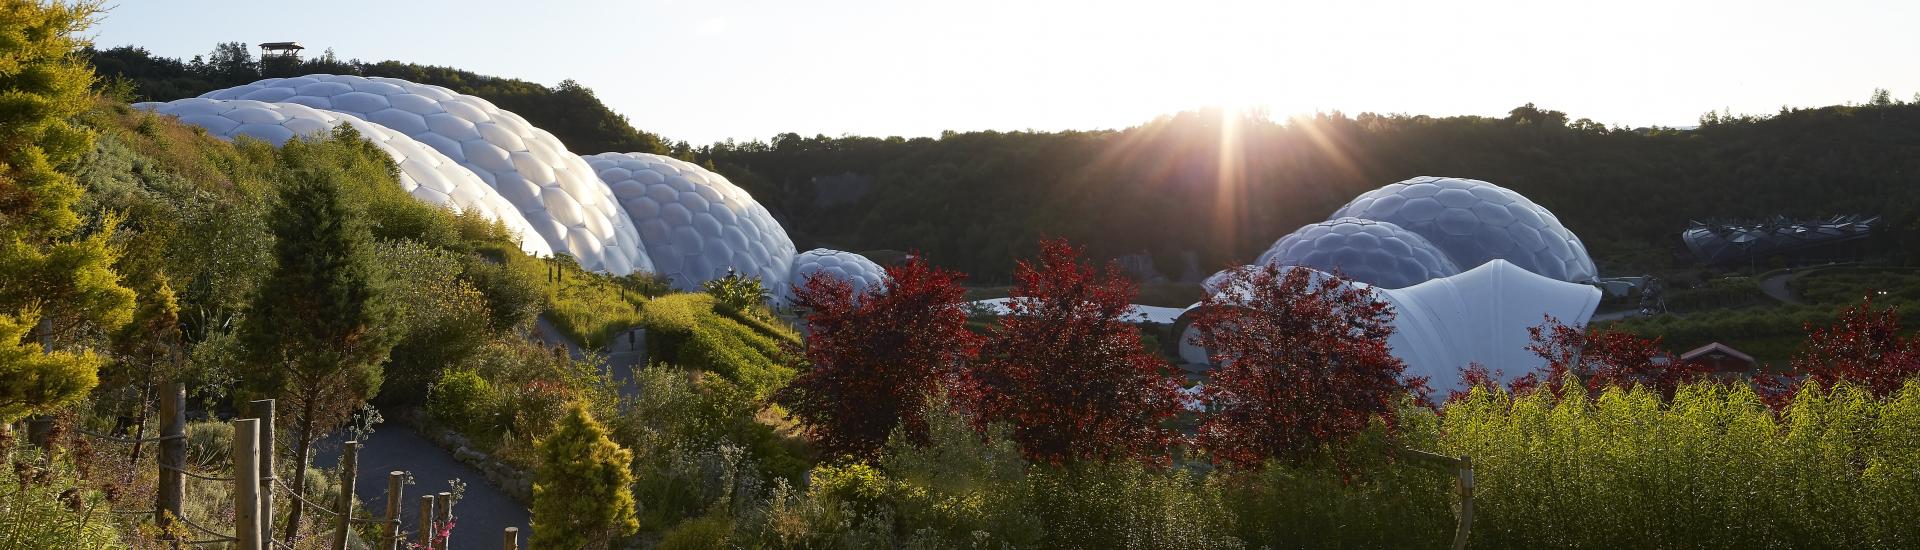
{"left": 1256, "top": 217, "right": 1460, "bottom": 288}
{"left": 790, "top": 249, "right": 888, "bottom": 298}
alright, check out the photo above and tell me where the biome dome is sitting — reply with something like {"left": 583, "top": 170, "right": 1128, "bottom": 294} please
{"left": 790, "top": 249, "right": 888, "bottom": 297}
{"left": 1329, "top": 176, "right": 1596, "bottom": 283}
{"left": 134, "top": 98, "right": 553, "bottom": 258}
{"left": 201, "top": 75, "right": 648, "bottom": 274}
{"left": 583, "top": 152, "right": 795, "bottom": 296}
{"left": 1179, "top": 262, "right": 1600, "bottom": 397}
{"left": 1256, "top": 217, "right": 1460, "bottom": 288}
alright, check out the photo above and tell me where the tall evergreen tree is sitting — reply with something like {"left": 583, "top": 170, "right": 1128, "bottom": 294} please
{"left": 0, "top": 0, "right": 134, "bottom": 430}
{"left": 532, "top": 403, "right": 639, "bottom": 549}
{"left": 239, "top": 137, "right": 397, "bottom": 544}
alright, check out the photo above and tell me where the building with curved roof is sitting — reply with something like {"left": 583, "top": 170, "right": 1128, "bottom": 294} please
{"left": 1329, "top": 176, "right": 1596, "bottom": 283}
{"left": 583, "top": 152, "right": 796, "bottom": 297}
{"left": 1256, "top": 217, "right": 1460, "bottom": 288}
{"left": 134, "top": 97, "right": 553, "bottom": 258}
{"left": 790, "top": 248, "right": 888, "bottom": 298}
{"left": 201, "top": 75, "right": 648, "bottom": 275}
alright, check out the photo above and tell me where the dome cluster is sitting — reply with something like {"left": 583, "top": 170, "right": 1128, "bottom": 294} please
{"left": 1324, "top": 176, "right": 1596, "bottom": 284}
{"left": 142, "top": 73, "right": 826, "bottom": 299}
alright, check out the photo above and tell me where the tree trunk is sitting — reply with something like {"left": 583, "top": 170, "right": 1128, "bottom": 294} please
{"left": 283, "top": 397, "right": 316, "bottom": 545}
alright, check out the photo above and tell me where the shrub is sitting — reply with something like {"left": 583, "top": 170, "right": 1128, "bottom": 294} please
{"left": 1190, "top": 264, "right": 1419, "bottom": 468}
{"left": 656, "top": 514, "right": 734, "bottom": 550}
{"left": 638, "top": 293, "right": 794, "bottom": 396}
{"left": 776, "top": 256, "right": 980, "bottom": 459}
{"left": 532, "top": 404, "right": 639, "bottom": 549}
{"left": 427, "top": 369, "right": 493, "bottom": 430}
{"left": 702, "top": 269, "right": 769, "bottom": 311}
{"left": 0, "top": 448, "right": 123, "bottom": 548}
{"left": 961, "top": 239, "right": 1186, "bottom": 464}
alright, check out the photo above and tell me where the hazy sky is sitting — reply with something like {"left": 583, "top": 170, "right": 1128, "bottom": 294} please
{"left": 92, "top": 0, "right": 1920, "bottom": 145}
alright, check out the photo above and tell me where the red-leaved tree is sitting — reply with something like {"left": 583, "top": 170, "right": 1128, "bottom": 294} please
{"left": 1766, "top": 297, "right": 1919, "bottom": 401}
{"left": 775, "top": 255, "right": 981, "bottom": 459}
{"left": 958, "top": 239, "right": 1187, "bottom": 465}
{"left": 1190, "top": 265, "right": 1419, "bottom": 469}
{"left": 1522, "top": 317, "right": 1707, "bottom": 400}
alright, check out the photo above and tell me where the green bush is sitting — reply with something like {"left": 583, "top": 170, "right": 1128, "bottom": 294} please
{"left": 427, "top": 369, "right": 493, "bottom": 430}
{"left": 702, "top": 270, "right": 770, "bottom": 311}
{"left": 656, "top": 514, "right": 735, "bottom": 550}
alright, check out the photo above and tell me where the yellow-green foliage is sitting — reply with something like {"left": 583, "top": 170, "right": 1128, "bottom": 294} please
{"left": 0, "top": 1, "right": 132, "bottom": 419}
{"left": 494, "top": 251, "right": 646, "bottom": 349}
{"left": 532, "top": 403, "right": 640, "bottom": 549}
{"left": 0, "top": 308, "right": 98, "bottom": 423}
{"left": 639, "top": 293, "right": 795, "bottom": 396}
{"left": 1444, "top": 380, "right": 1920, "bottom": 548}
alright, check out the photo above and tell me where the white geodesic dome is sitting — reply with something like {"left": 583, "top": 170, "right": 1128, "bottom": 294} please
{"left": 1329, "top": 176, "right": 1596, "bottom": 283}
{"left": 133, "top": 98, "right": 553, "bottom": 258}
{"left": 1256, "top": 217, "right": 1460, "bottom": 288}
{"left": 790, "top": 249, "right": 887, "bottom": 297}
{"left": 201, "top": 75, "right": 648, "bottom": 274}
{"left": 582, "top": 152, "right": 795, "bottom": 296}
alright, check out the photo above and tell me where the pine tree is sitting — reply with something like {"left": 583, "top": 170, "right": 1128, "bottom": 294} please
{"left": 532, "top": 403, "right": 639, "bottom": 549}
{"left": 0, "top": 0, "right": 134, "bottom": 430}
{"left": 239, "top": 137, "right": 397, "bottom": 544}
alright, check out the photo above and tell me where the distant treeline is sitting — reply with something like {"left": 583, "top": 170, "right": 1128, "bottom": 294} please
{"left": 91, "top": 43, "right": 1920, "bottom": 281}
{"left": 88, "top": 42, "right": 674, "bottom": 157}
{"left": 691, "top": 101, "right": 1920, "bottom": 281}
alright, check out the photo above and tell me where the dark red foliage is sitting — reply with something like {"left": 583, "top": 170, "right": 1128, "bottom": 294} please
{"left": 957, "top": 239, "right": 1187, "bottom": 465}
{"left": 1768, "top": 297, "right": 1919, "bottom": 401}
{"left": 1449, "top": 363, "right": 1510, "bottom": 403}
{"left": 774, "top": 255, "right": 981, "bottom": 459}
{"left": 1189, "top": 264, "right": 1419, "bottom": 469}
{"left": 1523, "top": 317, "right": 1707, "bottom": 400}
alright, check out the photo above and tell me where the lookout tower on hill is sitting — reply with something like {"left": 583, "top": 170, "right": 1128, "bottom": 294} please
{"left": 258, "top": 41, "right": 304, "bottom": 60}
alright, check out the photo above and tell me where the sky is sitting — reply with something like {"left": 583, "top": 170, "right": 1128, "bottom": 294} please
{"left": 91, "top": 0, "right": 1920, "bottom": 145}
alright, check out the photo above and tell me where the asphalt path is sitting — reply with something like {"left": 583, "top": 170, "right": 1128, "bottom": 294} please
{"left": 313, "top": 423, "right": 530, "bottom": 547}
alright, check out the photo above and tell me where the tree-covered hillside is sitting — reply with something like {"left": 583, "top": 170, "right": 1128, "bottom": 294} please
{"left": 696, "top": 101, "right": 1920, "bottom": 281}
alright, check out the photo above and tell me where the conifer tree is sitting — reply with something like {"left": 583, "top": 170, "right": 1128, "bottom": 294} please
{"left": 239, "top": 137, "right": 397, "bottom": 544}
{"left": 532, "top": 403, "right": 639, "bottom": 549}
{"left": 0, "top": 0, "right": 134, "bottom": 430}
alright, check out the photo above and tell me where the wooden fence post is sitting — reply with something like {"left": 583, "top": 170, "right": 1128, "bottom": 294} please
{"left": 434, "top": 491, "right": 453, "bottom": 549}
{"left": 417, "top": 494, "right": 435, "bottom": 548}
{"left": 233, "top": 418, "right": 263, "bottom": 550}
{"left": 332, "top": 441, "right": 360, "bottom": 550}
{"left": 247, "top": 399, "right": 275, "bottom": 541}
{"left": 502, "top": 526, "right": 518, "bottom": 550}
{"left": 381, "top": 471, "right": 404, "bottom": 550}
{"left": 155, "top": 382, "right": 186, "bottom": 543}
{"left": 1453, "top": 455, "right": 1475, "bottom": 550}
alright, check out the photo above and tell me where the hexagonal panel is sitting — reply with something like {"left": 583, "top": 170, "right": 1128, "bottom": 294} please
{"left": 583, "top": 152, "right": 796, "bottom": 298}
